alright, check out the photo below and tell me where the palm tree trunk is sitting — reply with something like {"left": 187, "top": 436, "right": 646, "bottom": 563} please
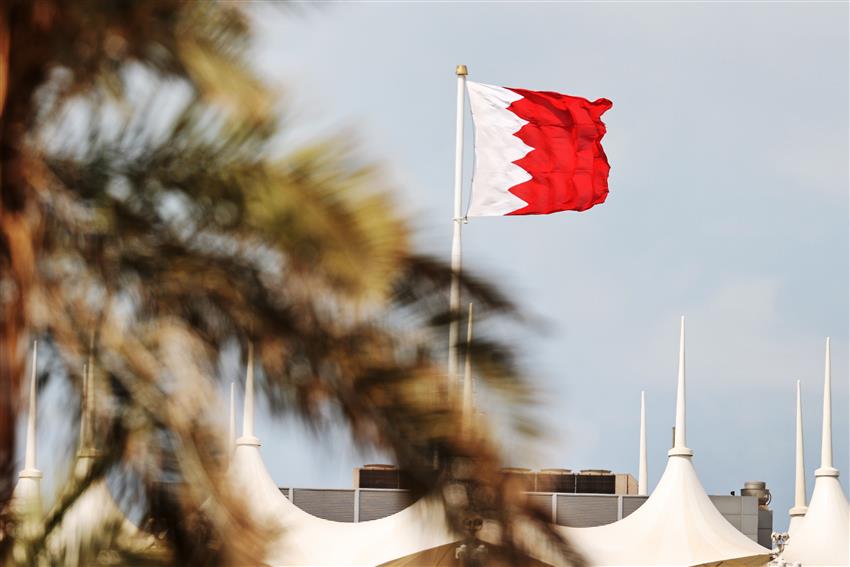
{"left": 0, "top": 4, "right": 22, "bottom": 516}
{"left": 0, "top": 3, "right": 39, "bottom": 513}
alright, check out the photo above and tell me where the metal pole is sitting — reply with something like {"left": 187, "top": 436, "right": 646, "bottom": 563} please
{"left": 819, "top": 337, "right": 833, "bottom": 470}
{"left": 24, "top": 341, "right": 37, "bottom": 470}
{"left": 462, "top": 302, "right": 474, "bottom": 433}
{"left": 447, "top": 64, "right": 468, "bottom": 398}
{"left": 638, "top": 390, "right": 647, "bottom": 495}
{"left": 673, "top": 316, "right": 686, "bottom": 450}
{"left": 242, "top": 343, "right": 254, "bottom": 438}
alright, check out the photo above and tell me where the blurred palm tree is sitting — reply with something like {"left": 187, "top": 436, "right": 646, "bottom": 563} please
{"left": 0, "top": 2, "right": 582, "bottom": 566}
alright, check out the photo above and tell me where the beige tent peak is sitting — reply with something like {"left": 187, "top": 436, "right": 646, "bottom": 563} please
{"left": 547, "top": 317, "right": 771, "bottom": 567}
{"left": 229, "top": 346, "right": 454, "bottom": 566}
{"left": 47, "top": 351, "right": 153, "bottom": 564}
{"left": 780, "top": 337, "right": 849, "bottom": 566}
{"left": 13, "top": 342, "right": 44, "bottom": 532}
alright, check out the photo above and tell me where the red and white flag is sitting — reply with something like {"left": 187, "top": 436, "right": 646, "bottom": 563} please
{"left": 466, "top": 82, "right": 612, "bottom": 217}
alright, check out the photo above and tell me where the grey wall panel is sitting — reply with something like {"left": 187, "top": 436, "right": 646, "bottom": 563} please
{"left": 740, "top": 496, "right": 758, "bottom": 515}
{"left": 757, "top": 509, "right": 773, "bottom": 531}
{"left": 758, "top": 529, "right": 772, "bottom": 549}
{"left": 723, "top": 515, "right": 743, "bottom": 531}
{"left": 756, "top": 509, "right": 773, "bottom": 547}
{"left": 710, "top": 495, "right": 742, "bottom": 515}
{"left": 526, "top": 493, "right": 554, "bottom": 521}
{"left": 557, "top": 495, "right": 618, "bottom": 527}
{"left": 292, "top": 489, "right": 355, "bottom": 522}
{"left": 741, "top": 514, "right": 759, "bottom": 541}
{"left": 358, "top": 490, "right": 414, "bottom": 521}
{"left": 279, "top": 485, "right": 770, "bottom": 542}
{"left": 621, "top": 496, "right": 648, "bottom": 517}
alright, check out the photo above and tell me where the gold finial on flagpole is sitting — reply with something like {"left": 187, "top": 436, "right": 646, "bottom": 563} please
{"left": 456, "top": 64, "right": 468, "bottom": 76}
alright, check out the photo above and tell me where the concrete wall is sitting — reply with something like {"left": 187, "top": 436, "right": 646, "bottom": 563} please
{"left": 706, "top": 495, "right": 760, "bottom": 542}
{"left": 278, "top": 487, "right": 771, "bottom": 542}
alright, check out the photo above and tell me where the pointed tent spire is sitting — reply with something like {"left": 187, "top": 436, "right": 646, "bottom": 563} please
{"left": 13, "top": 341, "right": 44, "bottom": 528}
{"left": 79, "top": 332, "right": 96, "bottom": 457}
{"left": 462, "top": 303, "right": 474, "bottom": 433}
{"left": 243, "top": 343, "right": 254, "bottom": 436}
{"left": 781, "top": 337, "right": 848, "bottom": 565}
{"left": 819, "top": 337, "right": 833, "bottom": 472}
{"left": 79, "top": 361, "right": 92, "bottom": 456}
{"left": 77, "top": 337, "right": 102, "bottom": 461}
{"left": 23, "top": 341, "right": 39, "bottom": 472}
{"left": 238, "top": 343, "right": 259, "bottom": 446}
{"left": 669, "top": 316, "right": 692, "bottom": 457}
{"left": 638, "top": 390, "right": 648, "bottom": 495}
{"left": 789, "top": 379, "right": 807, "bottom": 522}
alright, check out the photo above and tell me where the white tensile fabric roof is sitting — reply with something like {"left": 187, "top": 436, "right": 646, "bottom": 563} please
{"left": 522, "top": 318, "right": 770, "bottom": 567}
{"left": 44, "top": 456, "right": 150, "bottom": 564}
{"left": 14, "top": 320, "right": 807, "bottom": 567}
{"left": 558, "top": 455, "right": 769, "bottom": 567}
{"left": 229, "top": 347, "right": 454, "bottom": 567}
{"left": 232, "top": 319, "right": 772, "bottom": 567}
{"left": 12, "top": 350, "right": 151, "bottom": 565}
{"left": 779, "top": 338, "right": 849, "bottom": 567}
{"left": 230, "top": 438, "right": 454, "bottom": 566}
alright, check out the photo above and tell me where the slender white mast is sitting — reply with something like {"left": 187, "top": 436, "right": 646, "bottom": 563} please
{"left": 242, "top": 344, "right": 255, "bottom": 439}
{"left": 669, "top": 316, "right": 692, "bottom": 457}
{"left": 447, "top": 64, "right": 468, "bottom": 399}
{"left": 79, "top": 360, "right": 95, "bottom": 457}
{"left": 789, "top": 379, "right": 807, "bottom": 522}
{"left": 462, "top": 302, "right": 474, "bottom": 433}
{"left": 638, "top": 390, "right": 647, "bottom": 495}
{"left": 15, "top": 341, "right": 43, "bottom": 524}
{"left": 819, "top": 337, "right": 833, "bottom": 471}
{"left": 24, "top": 341, "right": 38, "bottom": 472}
{"left": 238, "top": 343, "right": 260, "bottom": 447}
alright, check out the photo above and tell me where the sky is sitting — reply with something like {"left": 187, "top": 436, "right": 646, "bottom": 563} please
{"left": 239, "top": 2, "right": 850, "bottom": 533}
{"left": 23, "top": 2, "right": 849, "bottom": 535}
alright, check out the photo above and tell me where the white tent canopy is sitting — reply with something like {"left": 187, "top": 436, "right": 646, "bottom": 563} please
{"left": 538, "top": 318, "right": 772, "bottom": 567}
{"left": 44, "top": 358, "right": 151, "bottom": 565}
{"left": 45, "top": 457, "right": 148, "bottom": 564}
{"left": 780, "top": 338, "right": 849, "bottom": 566}
{"left": 13, "top": 319, "right": 802, "bottom": 567}
{"left": 229, "top": 346, "right": 454, "bottom": 567}
{"left": 233, "top": 319, "right": 772, "bottom": 567}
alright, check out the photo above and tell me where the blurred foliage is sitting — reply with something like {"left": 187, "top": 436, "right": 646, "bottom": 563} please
{"left": 0, "top": 2, "right": 582, "bottom": 566}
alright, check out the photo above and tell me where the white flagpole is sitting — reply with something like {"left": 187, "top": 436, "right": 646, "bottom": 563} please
{"left": 447, "top": 64, "right": 468, "bottom": 398}
{"left": 462, "top": 302, "right": 474, "bottom": 434}
{"left": 638, "top": 390, "right": 647, "bottom": 495}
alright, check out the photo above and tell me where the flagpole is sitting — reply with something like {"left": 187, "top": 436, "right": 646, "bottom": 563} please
{"left": 462, "top": 302, "right": 474, "bottom": 435}
{"left": 447, "top": 64, "right": 468, "bottom": 398}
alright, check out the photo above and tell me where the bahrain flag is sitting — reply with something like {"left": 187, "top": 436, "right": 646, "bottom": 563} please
{"left": 466, "top": 81, "right": 612, "bottom": 217}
